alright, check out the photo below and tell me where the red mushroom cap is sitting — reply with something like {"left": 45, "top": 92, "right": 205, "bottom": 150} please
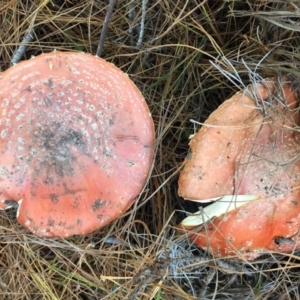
{"left": 178, "top": 77, "right": 300, "bottom": 259}
{"left": 0, "top": 51, "right": 155, "bottom": 237}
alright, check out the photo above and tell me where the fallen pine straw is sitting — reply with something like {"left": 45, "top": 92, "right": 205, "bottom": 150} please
{"left": 1, "top": 0, "right": 300, "bottom": 299}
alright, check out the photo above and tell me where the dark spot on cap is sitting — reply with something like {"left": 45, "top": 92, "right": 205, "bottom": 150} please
{"left": 49, "top": 194, "right": 59, "bottom": 204}
{"left": 97, "top": 214, "right": 104, "bottom": 220}
{"left": 43, "top": 77, "right": 55, "bottom": 89}
{"left": 92, "top": 199, "right": 108, "bottom": 211}
{"left": 47, "top": 219, "right": 55, "bottom": 227}
{"left": 31, "top": 123, "right": 88, "bottom": 179}
{"left": 76, "top": 219, "right": 82, "bottom": 227}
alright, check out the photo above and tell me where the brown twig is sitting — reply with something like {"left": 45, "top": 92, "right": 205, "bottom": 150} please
{"left": 96, "top": 0, "right": 117, "bottom": 57}
{"left": 10, "top": 27, "right": 35, "bottom": 66}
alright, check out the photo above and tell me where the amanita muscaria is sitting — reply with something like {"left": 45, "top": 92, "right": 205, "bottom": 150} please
{"left": 0, "top": 51, "right": 155, "bottom": 237}
{"left": 178, "top": 77, "right": 300, "bottom": 259}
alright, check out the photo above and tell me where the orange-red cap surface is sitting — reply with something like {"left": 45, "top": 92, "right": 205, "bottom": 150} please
{"left": 0, "top": 51, "right": 155, "bottom": 237}
{"left": 178, "top": 77, "right": 300, "bottom": 259}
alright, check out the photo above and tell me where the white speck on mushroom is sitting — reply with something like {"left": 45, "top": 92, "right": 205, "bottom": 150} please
{"left": 16, "top": 113, "right": 25, "bottom": 122}
{"left": 86, "top": 104, "right": 95, "bottom": 111}
{"left": 30, "top": 148, "right": 37, "bottom": 156}
{"left": 81, "top": 128, "right": 90, "bottom": 140}
{"left": 60, "top": 79, "right": 72, "bottom": 86}
{"left": 69, "top": 66, "right": 80, "bottom": 75}
{"left": 11, "top": 91, "right": 19, "bottom": 98}
{"left": 71, "top": 106, "right": 81, "bottom": 112}
{"left": 8, "top": 109, "right": 16, "bottom": 117}
{"left": 3, "top": 98, "right": 10, "bottom": 106}
{"left": 18, "top": 137, "right": 25, "bottom": 144}
{"left": 91, "top": 123, "right": 98, "bottom": 130}
{"left": 14, "top": 98, "right": 25, "bottom": 108}
{"left": 92, "top": 146, "right": 98, "bottom": 154}
{"left": 1, "top": 129, "right": 7, "bottom": 138}
{"left": 47, "top": 93, "right": 54, "bottom": 99}
{"left": 83, "top": 114, "right": 92, "bottom": 124}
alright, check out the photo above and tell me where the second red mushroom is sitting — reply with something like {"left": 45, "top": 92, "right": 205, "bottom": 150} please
{"left": 179, "top": 77, "right": 300, "bottom": 259}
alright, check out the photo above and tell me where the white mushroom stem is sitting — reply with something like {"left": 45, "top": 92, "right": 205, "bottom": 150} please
{"left": 181, "top": 195, "right": 260, "bottom": 227}
{"left": 188, "top": 196, "right": 228, "bottom": 203}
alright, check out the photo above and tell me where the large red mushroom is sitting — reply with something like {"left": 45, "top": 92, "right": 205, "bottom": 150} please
{"left": 178, "top": 77, "right": 300, "bottom": 259}
{"left": 0, "top": 51, "right": 155, "bottom": 237}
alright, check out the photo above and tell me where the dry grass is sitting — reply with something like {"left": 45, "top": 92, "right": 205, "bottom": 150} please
{"left": 1, "top": 0, "right": 300, "bottom": 299}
